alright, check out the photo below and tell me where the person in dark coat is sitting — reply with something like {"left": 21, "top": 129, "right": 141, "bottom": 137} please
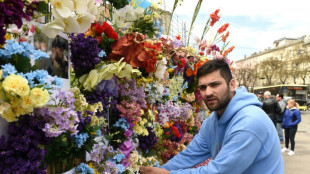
{"left": 262, "top": 91, "right": 281, "bottom": 127}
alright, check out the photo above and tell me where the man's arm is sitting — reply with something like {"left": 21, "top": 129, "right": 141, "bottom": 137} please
{"left": 160, "top": 121, "right": 211, "bottom": 171}
{"left": 167, "top": 131, "right": 262, "bottom": 174}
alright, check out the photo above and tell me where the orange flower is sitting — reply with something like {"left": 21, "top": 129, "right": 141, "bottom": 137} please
{"left": 210, "top": 9, "right": 220, "bottom": 26}
{"left": 222, "top": 46, "right": 235, "bottom": 56}
{"left": 217, "top": 23, "right": 229, "bottom": 34}
{"left": 221, "top": 31, "right": 230, "bottom": 42}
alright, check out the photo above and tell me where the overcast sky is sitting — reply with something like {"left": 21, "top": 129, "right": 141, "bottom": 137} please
{"left": 160, "top": 0, "right": 310, "bottom": 61}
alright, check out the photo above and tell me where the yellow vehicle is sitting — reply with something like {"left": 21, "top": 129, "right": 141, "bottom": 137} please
{"left": 254, "top": 84, "right": 308, "bottom": 110}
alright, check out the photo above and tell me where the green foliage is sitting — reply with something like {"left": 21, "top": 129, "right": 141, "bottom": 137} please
{"left": 37, "top": 1, "right": 49, "bottom": 14}
{"left": 107, "top": 0, "right": 129, "bottom": 9}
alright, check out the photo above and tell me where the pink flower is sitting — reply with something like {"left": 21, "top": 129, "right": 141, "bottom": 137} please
{"left": 119, "top": 140, "right": 134, "bottom": 158}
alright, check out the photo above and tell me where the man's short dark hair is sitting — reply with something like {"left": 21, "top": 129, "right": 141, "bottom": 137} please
{"left": 278, "top": 94, "right": 283, "bottom": 99}
{"left": 197, "top": 59, "right": 232, "bottom": 84}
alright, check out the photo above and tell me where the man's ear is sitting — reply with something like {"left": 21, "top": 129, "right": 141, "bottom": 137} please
{"left": 230, "top": 79, "right": 236, "bottom": 92}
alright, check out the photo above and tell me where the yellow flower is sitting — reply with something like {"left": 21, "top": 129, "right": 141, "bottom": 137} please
{"left": 167, "top": 68, "right": 174, "bottom": 73}
{"left": 133, "top": 125, "right": 144, "bottom": 135}
{"left": 21, "top": 95, "right": 33, "bottom": 109}
{"left": 151, "top": 3, "right": 158, "bottom": 9}
{"left": 153, "top": 12, "right": 159, "bottom": 19}
{"left": 1, "top": 108, "right": 17, "bottom": 122}
{"left": 30, "top": 88, "right": 50, "bottom": 107}
{"left": 143, "top": 129, "right": 149, "bottom": 136}
{"left": 80, "top": 69, "right": 99, "bottom": 91}
{"left": 2, "top": 74, "right": 30, "bottom": 96}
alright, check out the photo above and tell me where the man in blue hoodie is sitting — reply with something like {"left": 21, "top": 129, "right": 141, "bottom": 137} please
{"left": 140, "top": 59, "right": 283, "bottom": 174}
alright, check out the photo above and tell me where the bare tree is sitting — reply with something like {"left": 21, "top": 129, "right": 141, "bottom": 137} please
{"left": 260, "top": 58, "right": 282, "bottom": 85}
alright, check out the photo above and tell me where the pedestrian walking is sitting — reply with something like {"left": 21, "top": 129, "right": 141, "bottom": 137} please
{"left": 276, "top": 94, "right": 287, "bottom": 144}
{"left": 281, "top": 99, "right": 301, "bottom": 156}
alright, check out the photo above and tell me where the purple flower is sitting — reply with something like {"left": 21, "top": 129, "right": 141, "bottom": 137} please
{"left": 70, "top": 33, "right": 102, "bottom": 77}
{"left": 118, "top": 140, "right": 133, "bottom": 158}
{"left": 0, "top": 0, "right": 25, "bottom": 44}
{"left": 138, "top": 127, "right": 157, "bottom": 151}
{"left": 96, "top": 76, "right": 119, "bottom": 97}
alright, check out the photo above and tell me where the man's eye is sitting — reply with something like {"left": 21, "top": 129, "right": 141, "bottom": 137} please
{"left": 199, "top": 86, "right": 206, "bottom": 90}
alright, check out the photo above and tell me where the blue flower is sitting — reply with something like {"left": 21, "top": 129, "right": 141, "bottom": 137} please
{"left": 116, "top": 164, "right": 125, "bottom": 173}
{"left": 113, "top": 153, "right": 125, "bottom": 162}
{"left": 98, "top": 50, "right": 106, "bottom": 57}
{"left": 3, "top": 40, "right": 24, "bottom": 57}
{"left": 75, "top": 163, "right": 94, "bottom": 174}
{"left": 182, "top": 82, "right": 188, "bottom": 90}
{"left": 113, "top": 118, "right": 129, "bottom": 131}
{"left": 95, "top": 129, "right": 101, "bottom": 136}
{"left": 73, "top": 133, "right": 89, "bottom": 148}
{"left": 31, "top": 50, "right": 49, "bottom": 60}
{"left": 53, "top": 76, "right": 63, "bottom": 88}
{"left": 1, "top": 63, "right": 17, "bottom": 78}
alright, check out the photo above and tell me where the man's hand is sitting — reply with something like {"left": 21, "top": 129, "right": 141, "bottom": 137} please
{"left": 139, "top": 167, "right": 169, "bottom": 174}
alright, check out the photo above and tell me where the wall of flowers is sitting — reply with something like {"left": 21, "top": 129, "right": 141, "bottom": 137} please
{"left": 0, "top": 0, "right": 234, "bottom": 173}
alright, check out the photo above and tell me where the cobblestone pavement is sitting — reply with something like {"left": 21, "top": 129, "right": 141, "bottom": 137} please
{"left": 282, "top": 111, "right": 310, "bottom": 174}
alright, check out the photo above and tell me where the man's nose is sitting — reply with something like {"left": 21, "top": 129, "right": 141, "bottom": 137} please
{"left": 203, "top": 87, "right": 213, "bottom": 97}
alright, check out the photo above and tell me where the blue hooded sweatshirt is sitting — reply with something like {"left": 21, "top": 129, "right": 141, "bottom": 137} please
{"left": 161, "top": 86, "right": 284, "bottom": 174}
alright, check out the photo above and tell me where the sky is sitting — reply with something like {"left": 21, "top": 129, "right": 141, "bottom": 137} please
{"left": 160, "top": 0, "right": 310, "bottom": 62}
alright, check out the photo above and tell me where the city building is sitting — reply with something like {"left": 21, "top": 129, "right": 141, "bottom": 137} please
{"left": 234, "top": 35, "right": 310, "bottom": 92}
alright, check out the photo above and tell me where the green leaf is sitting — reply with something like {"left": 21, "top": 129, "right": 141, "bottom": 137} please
{"left": 37, "top": 1, "right": 49, "bottom": 14}
{"left": 1, "top": 89, "right": 10, "bottom": 103}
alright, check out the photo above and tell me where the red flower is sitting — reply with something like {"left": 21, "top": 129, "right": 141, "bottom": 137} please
{"left": 171, "top": 126, "right": 181, "bottom": 138}
{"left": 176, "top": 35, "right": 181, "bottom": 40}
{"left": 177, "top": 58, "right": 187, "bottom": 69}
{"left": 199, "top": 51, "right": 205, "bottom": 56}
{"left": 210, "top": 9, "right": 220, "bottom": 26}
{"left": 217, "top": 23, "right": 229, "bottom": 34}
{"left": 143, "top": 56, "right": 157, "bottom": 73}
{"left": 92, "top": 21, "right": 106, "bottom": 35}
{"left": 103, "top": 22, "right": 119, "bottom": 40}
{"left": 221, "top": 31, "right": 229, "bottom": 42}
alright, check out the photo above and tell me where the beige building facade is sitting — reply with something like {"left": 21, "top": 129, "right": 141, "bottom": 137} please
{"left": 234, "top": 35, "right": 310, "bottom": 90}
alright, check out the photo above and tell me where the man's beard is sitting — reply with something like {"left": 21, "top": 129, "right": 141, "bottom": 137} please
{"left": 205, "top": 87, "right": 232, "bottom": 112}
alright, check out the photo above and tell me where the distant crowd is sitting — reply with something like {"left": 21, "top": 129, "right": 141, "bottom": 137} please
{"left": 257, "top": 91, "right": 301, "bottom": 156}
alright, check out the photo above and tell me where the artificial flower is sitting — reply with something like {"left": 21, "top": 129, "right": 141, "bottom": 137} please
{"left": 50, "top": 0, "right": 74, "bottom": 19}
{"left": 2, "top": 74, "right": 30, "bottom": 96}
{"left": 30, "top": 87, "right": 50, "bottom": 107}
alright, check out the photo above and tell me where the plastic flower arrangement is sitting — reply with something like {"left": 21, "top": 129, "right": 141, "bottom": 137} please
{"left": 33, "top": 90, "right": 106, "bottom": 173}
{"left": 89, "top": 144, "right": 126, "bottom": 174}
{"left": 0, "top": 40, "right": 62, "bottom": 122}
{"left": 113, "top": 2, "right": 161, "bottom": 38}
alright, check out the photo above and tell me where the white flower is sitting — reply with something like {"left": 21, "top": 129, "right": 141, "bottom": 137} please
{"left": 63, "top": 15, "right": 81, "bottom": 33}
{"left": 50, "top": 0, "right": 74, "bottom": 19}
{"left": 76, "top": 13, "right": 94, "bottom": 32}
{"left": 42, "top": 19, "right": 65, "bottom": 38}
{"left": 87, "top": 0, "right": 99, "bottom": 16}
{"left": 73, "top": 0, "right": 89, "bottom": 14}
{"left": 154, "top": 57, "right": 167, "bottom": 80}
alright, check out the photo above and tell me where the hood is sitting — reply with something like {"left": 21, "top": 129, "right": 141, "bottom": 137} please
{"left": 289, "top": 107, "right": 298, "bottom": 111}
{"left": 218, "top": 86, "right": 262, "bottom": 125}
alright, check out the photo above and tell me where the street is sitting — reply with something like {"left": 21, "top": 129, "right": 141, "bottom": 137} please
{"left": 282, "top": 110, "right": 310, "bottom": 174}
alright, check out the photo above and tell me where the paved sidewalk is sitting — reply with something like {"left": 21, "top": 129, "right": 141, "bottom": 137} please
{"left": 282, "top": 111, "right": 310, "bottom": 174}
